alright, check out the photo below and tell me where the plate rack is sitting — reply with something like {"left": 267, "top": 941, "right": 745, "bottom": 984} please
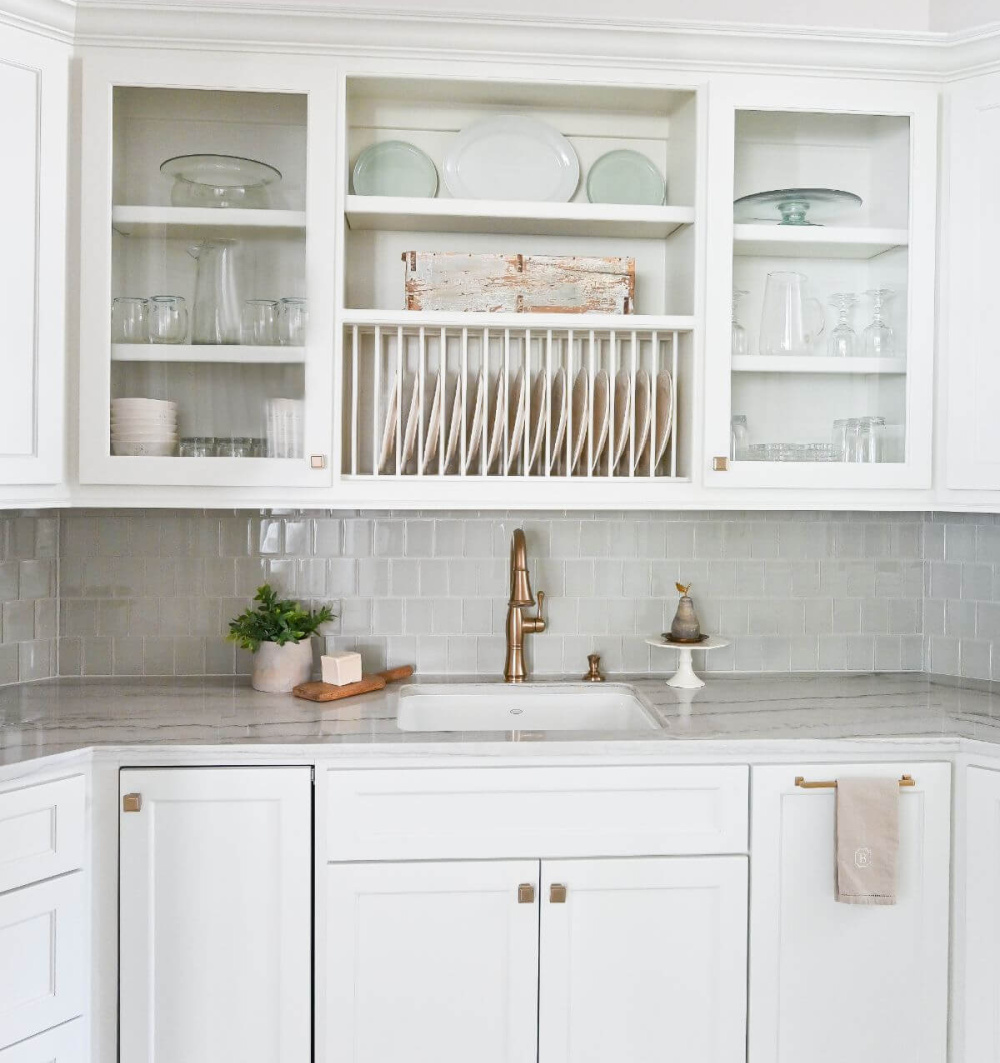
{"left": 343, "top": 314, "right": 686, "bottom": 480}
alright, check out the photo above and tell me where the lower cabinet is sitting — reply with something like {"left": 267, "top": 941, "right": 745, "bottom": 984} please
{"left": 749, "top": 763, "right": 951, "bottom": 1063}
{"left": 325, "top": 855, "right": 748, "bottom": 1063}
{"left": 118, "top": 767, "right": 312, "bottom": 1063}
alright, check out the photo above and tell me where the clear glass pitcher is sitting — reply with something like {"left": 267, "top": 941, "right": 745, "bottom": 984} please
{"left": 759, "top": 271, "right": 824, "bottom": 357}
{"left": 189, "top": 239, "right": 242, "bottom": 344}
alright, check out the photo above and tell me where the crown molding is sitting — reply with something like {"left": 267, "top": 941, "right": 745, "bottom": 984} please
{"left": 0, "top": 0, "right": 75, "bottom": 42}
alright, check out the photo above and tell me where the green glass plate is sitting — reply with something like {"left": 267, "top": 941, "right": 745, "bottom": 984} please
{"left": 586, "top": 150, "right": 665, "bottom": 206}
{"left": 352, "top": 141, "right": 439, "bottom": 198}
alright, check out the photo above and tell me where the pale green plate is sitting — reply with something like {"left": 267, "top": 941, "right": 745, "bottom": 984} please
{"left": 352, "top": 141, "right": 438, "bottom": 198}
{"left": 586, "top": 150, "right": 665, "bottom": 206}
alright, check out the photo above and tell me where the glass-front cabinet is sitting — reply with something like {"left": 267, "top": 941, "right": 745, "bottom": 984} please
{"left": 705, "top": 78, "right": 937, "bottom": 490}
{"left": 78, "top": 52, "right": 336, "bottom": 486}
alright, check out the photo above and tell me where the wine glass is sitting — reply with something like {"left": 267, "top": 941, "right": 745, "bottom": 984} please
{"left": 827, "top": 292, "right": 858, "bottom": 358}
{"left": 864, "top": 289, "right": 894, "bottom": 357}
{"left": 731, "top": 289, "right": 749, "bottom": 357}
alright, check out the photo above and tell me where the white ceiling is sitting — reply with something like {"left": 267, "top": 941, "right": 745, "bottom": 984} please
{"left": 74, "top": 0, "right": 998, "bottom": 34}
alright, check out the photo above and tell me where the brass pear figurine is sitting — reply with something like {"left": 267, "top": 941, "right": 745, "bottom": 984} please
{"left": 669, "top": 582, "right": 702, "bottom": 642}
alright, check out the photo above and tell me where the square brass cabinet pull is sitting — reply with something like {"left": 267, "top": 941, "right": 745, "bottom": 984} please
{"left": 549, "top": 884, "right": 567, "bottom": 903}
{"left": 122, "top": 793, "right": 142, "bottom": 812}
{"left": 517, "top": 883, "right": 535, "bottom": 904}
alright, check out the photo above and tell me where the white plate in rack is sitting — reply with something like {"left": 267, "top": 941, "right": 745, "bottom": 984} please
{"left": 588, "top": 369, "right": 611, "bottom": 473}
{"left": 462, "top": 370, "right": 487, "bottom": 474}
{"left": 569, "top": 368, "right": 590, "bottom": 473}
{"left": 653, "top": 369, "right": 674, "bottom": 469}
{"left": 442, "top": 114, "right": 580, "bottom": 202}
{"left": 610, "top": 369, "right": 633, "bottom": 471}
{"left": 632, "top": 369, "right": 652, "bottom": 472}
{"left": 486, "top": 367, "right": 507, "bottom": 473}
{"left": 547, "top": 366, "right": 568, "bottom": 474}
{"left": 419, "top": 373, "right": 444, "bottom": 474}
{"left": 378, "top": 374, "right": 402, "bottom": 473}
{"left": 505, "top": 366, "right": 528, "bottom": 474}
{"left": 526, "top": 370, "right": 549, "bottom": 473}
{"left": 442, "top": 374, "right": 464, "bottom": 474}
{"left": 401, "top": 376, "right": 422, "bottom": 470}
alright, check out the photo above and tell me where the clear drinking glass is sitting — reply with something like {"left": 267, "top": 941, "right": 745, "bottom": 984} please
{"left": 864, "top": 289, "right": 895, "bottom": 357}
{"left": 178, "top": 437, "right": 215, "bottom": 457}
{"left": 277, "top": 297, "right": 308, "bottom": 347}
{"left": 147, "top": 295, "right": 189, "bottom": 344}
{"left": 827, "top": 293, "right": 858, "bottom": 358}
{"left": 241, "top": 299, "right": 278, "bottom": 345}
{"left": 265, "top": 397, "right": 303, "bottom": 458}
{"left": 215, "top": 436, "right": 254, "bottom": 458}
{"left": 759, "top": 272, "right": 824, "bottom": 357}
{"left": 857, "top": 415, "right": 886, "bottom": 463}
{"left": 111, "top": 297, "right": 149, "bottom": 343}
{"left": 730, "top": 414, "right": 749, "bottom": 459}
{"left": 842, "top": 418, "right": 863, "bottom": 462}
{"left": 731, "top": 289, "right": 749, "bottom": 357}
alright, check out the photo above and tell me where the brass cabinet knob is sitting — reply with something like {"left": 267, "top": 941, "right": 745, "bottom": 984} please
{"left": 122, "top": 793, "right": 142, "bottom": 813}
{"left": 549, "top": 883, "right": 567, "bottom": 903}
{"left": 517, "top": 883, "right": 535, "bottom": 904}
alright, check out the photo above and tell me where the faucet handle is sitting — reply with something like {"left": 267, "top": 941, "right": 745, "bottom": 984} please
{"left": 535, "top": 590, "right": 545, "bottom": 621}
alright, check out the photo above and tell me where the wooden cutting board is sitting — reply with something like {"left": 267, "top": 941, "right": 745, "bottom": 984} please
{"left": 293, "top": 665, "right": 413, "bottom": 703}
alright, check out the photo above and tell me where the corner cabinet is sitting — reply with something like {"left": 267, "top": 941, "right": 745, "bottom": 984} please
{"left": 0, "top": 23, "right": 68, "bottom": 488}
{"left": 704, "top": 76, "right": 938, "bottom": 492}
{"left": 77, "top": 49, "right": 337, "bottom": 487}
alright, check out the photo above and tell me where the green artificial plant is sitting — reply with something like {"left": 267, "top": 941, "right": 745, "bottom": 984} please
{"left": 227, "top": 584, "right": 334, "bottom": 652}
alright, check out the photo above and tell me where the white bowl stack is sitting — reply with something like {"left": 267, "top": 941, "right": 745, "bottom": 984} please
{"left": 111, "top": 398, "right": 178, "bottom": 456}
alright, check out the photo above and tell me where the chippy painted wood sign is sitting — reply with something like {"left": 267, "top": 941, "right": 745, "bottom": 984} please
{"left": 402, "top": 251, "right": 635, "bottom": 313}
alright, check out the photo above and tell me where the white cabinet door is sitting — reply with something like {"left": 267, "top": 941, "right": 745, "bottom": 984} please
{"left": 324, "top": 860, "right": 540, "bottom": 1063}
{"left": 749, "top": 763, "right": 950, "bottom": 1063}
{"left": 119, "top": 767, "right": 312, "bottom": 1063}
{"left": 0, "top": 875, "right": 85, "bottom": 1051}
{"left": 538, "top": 856, "right": 748, "bottom": 1063}
{"left": 0, "top": 24, "right": 67, "bottom": 487}
{"left": 962, "top": 765, "right": 1000, "bottom": 1060}
{"left": 0, "top": 1020, "right": 84, "bottom": 1063}
{"left": 943, "top": 72, "right": 1000, "bottom": 494}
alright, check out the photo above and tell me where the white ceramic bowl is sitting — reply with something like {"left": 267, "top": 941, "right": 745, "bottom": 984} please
{"left": 111, "top": 440, "right": 176, "bottom": 457}
{"left": 111, "top": 419, "right": 178, "bottom": 432}
{"left": 111, "top": 400, "right": 177, "bottom": 416}
{"left": 111, "top": 431, "right": 178, "bottom": 441}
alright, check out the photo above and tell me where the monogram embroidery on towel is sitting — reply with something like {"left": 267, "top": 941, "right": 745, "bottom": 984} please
{"left": 854, "top": 846, "right": 872, "bottom": 869}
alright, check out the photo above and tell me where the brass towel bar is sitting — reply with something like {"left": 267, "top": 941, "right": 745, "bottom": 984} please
{"left": 794, "top": 774, "right": 915, "bottom": 789}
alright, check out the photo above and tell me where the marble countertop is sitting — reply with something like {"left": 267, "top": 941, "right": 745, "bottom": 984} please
{"left": 3, "top": 672, "right": 1000, "bottom": 769}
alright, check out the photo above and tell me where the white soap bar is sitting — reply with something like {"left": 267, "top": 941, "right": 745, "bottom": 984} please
{"left": 321, "top": 651, "right": 363, "bottom": 686}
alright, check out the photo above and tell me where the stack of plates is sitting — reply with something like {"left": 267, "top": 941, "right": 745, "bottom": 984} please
{"left": 111, "top": 398, "right": 177, "bottom": 456}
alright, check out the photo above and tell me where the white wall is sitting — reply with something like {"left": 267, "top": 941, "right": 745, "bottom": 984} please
{"left": 929, "top": 0, "right": 1000, "bottom": 32}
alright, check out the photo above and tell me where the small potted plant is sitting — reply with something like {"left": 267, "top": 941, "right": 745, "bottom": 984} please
{"left": 228, "top": 584, "right": 334, "bottom": 693}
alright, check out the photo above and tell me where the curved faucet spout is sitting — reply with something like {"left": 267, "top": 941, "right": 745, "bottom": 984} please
{"left": 504, "top": 528, "right": 546, "bottom": 682}
{"left": 509, "top": 528, "right": 534, "bottom": 607}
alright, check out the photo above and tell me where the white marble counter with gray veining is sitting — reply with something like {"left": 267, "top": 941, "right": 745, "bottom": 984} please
{"left": 3, "top": 672, "right": 1000, "bottom": 771}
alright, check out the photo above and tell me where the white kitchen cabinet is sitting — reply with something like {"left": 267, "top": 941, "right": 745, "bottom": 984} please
{"left": 538, "top": 857, "right": 747, "bottom": 1063}
{"left": 0, "top": 1021, "right": 84, "bottom": 1063}
{"left": 0, "top": 23, "right": 68, "bottom": 488}
{"left": 118, "top": 766, "right": 312, "bottom": 1063}
{"left": 78, "top": 49, "right": 337, "bottom": 488}
{"left": 942, "top": 72, "right": 1000, "bottom": 498}
{"left": 325, "top": 859, "right": 541, "bottom": 1063}
{"left": 705, "top": 76, "right": 937, "bottom": 492}
{"left": 325, "top": 855, "right": 747, "bottom": 1063}
{"left": 748, "top": 762, "right": 950, "bottom": 1063}
{"left": 961, "top": 765, "right": 1000, "bottom": 1060}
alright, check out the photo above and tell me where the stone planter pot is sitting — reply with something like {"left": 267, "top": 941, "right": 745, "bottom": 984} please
{"left": 251, "top": 639, "right": 314, "bottom": 693}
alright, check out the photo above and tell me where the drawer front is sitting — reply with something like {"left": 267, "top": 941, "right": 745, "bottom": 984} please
{"left": 0, "top": 874, "right": 86, "bottom": 1051}
{"left": 0, "top": 1019, "right": 83, "bottom": 1062}
{"left": 0, "top": 777, "right": 85, "bottom": 894}
{"left": 325, "top": 765, "right": 749, "bottom": 861}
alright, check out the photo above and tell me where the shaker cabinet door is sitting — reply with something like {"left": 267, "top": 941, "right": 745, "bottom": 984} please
{"left": 538, "top": 856, "right": 748, "bottom": 1063}
{"left": 748, "top": 763, "right": 950, "bottom": 1063}
{"left": 119, "top": 767, "right": 312, "bottom": 1063}
{"left": 324, "top": 859, "right": 541, "bottom": 1063}
{"left": 0, "top": 24, "right": 68, "bottom": 488}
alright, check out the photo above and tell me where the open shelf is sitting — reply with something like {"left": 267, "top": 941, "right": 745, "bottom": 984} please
{"left": 731, "top": 355, "right": 906, "bottom": 374}
{"left": 111, "top": 344, "right": 305, "bottom": 364}
{"left": 340, "top": 309, "right": 695, "bottom": 331}
{"left": 733, "top": 224, "right": 908, "bottom": 259}
{"left": 345, "top": 195, "right": 694, "bottom": 240}
{"left": 112, "top": 206, "right": 306, "bottom": 238}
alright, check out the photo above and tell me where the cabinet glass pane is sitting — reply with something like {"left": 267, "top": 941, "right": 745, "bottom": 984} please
{"left": 729, "top": 110, "right": 909, "bottom": 466}
{"left": 109, "top": 87, "right": 307, "bottom": 459}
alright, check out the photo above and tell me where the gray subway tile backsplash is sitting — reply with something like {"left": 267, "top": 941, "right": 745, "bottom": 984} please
{"left": 0, "top": 507, "right": 982, "bottom": 686}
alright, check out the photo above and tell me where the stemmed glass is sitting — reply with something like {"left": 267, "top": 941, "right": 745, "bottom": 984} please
{"left": 827, "top": 293, "right": 858, "bottom": 358}
{"left": 731, "top": 288, "right": 749, "bottom": 357}
{"left": 864, "top": 288, "right": 894, "bottom": 357}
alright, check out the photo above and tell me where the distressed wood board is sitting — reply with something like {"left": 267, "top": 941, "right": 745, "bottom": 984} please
{"left": 402, "top": 251, "right": 635, "bottom": 313}
{"left": 293, "top": 665, "right": 414, "bottom": 703}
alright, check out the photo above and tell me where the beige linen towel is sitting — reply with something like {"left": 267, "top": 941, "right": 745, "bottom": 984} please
{"left": 835, "top": 777, "right": 899, "bottom": 905}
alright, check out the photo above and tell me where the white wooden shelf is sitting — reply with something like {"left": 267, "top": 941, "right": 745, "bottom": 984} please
{"left": 345, "top": 195, "right": 695, "bottom": 239}
{"left": 340, "top": 309, "right": 695, "bottom": 331}
{"left": 111, "top": 344, "right": 305, "bottom": 364}
{"left": 733, "top": 224, "right": 908, "bottom": 259}
{"left": 731, "top": 355, "right": 906, "bottom": 374}
{"left": 111, "top": 206, "right": 306, "bottom": 238}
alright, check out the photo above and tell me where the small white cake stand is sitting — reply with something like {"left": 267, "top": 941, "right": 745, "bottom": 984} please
{"left": 645, "top": 635, "right": 730, "bottom": 689}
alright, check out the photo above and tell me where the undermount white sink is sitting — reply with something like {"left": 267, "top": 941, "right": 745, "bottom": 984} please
{"left": 395, "top": 683, "right": 658, "bottom": 732}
